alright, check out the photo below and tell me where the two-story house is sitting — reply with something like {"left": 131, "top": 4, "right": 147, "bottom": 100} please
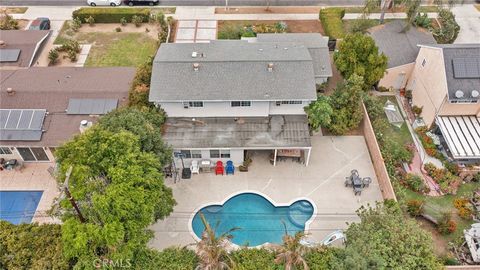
{"left": 408, "top": 44, "right": 480, "bottom": 162}
{"left": 149, "top": 40, "right": 331, "bottom": 167}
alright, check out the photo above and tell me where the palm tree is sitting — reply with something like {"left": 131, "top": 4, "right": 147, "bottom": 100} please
{"left": 274, "top": 228, "right": 310, "bottom": 270}
{"left": 195, "top": 213, "right": 238, "bottom": 270}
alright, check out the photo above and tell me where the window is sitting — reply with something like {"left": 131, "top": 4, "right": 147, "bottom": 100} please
{"left": 210, "top": 149, "right": 230, "bottom": 158}
{"left": 421, "top": 58, "right": 426, "bottom": 67}
{"left": 231, "top": 101, "right": 251, "bottom": 107}
{"left": 0, "top": 147, "right": 12, "bottom": 155}
{"left": 183, "top": 101, "right": 203, "bottom": 108}
{"left": 275, "top": 101, "right": 303, "bottom": 106}
{"left": 16, "top": 147, "right": 49, "bottom": 161}
{"left": 180, "top": 150, "right": 202, "bottom": 159}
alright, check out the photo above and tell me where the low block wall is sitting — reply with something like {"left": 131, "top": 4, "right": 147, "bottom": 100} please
{"left": 360, "top": 102, "right": 397, "bottom": 201}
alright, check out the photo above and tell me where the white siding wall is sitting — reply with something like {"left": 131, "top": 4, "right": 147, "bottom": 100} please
{"left": 158, "top": 101, "right": 311, "bottom": 117}
{"left": 172, "top": 148, "right": 244, "bottom": 169}
{"left": 269, "top": 101, "right": 310, "bottom": 115}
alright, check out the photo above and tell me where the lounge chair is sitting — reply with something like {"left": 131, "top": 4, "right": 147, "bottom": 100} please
{"left": 225, "top": 160, "right": 234, "bottom": 175}
{"left": 190, "top": 160, "right": 200, "bottom": 175}
{"left": 215, "top": 161, "right": 224, "bottom": 175}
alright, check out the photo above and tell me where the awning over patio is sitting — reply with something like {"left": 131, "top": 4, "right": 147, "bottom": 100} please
{"left": 436, "top": 115, "right": 480, "bottom": 159}
{"left": 163, "top": 115, "right": 311, "bottom": 149}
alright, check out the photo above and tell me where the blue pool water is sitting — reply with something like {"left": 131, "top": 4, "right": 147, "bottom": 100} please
{"left": 191, "top": 193, "right": 314, "bottom": 246}
{"left": 0, "top": 191, "right": 43, "bottom": 224}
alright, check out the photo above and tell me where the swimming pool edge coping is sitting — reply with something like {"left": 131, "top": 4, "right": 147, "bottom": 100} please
{"left": 187, "top": 190, "right": 318, "bottom": 250}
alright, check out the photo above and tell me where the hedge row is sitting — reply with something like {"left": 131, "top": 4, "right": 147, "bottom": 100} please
{"left": 319, "top": 8, "right": 346, "bottom": 39}
{"left": 72, "top": 7, "right": 150, "bottom": 23}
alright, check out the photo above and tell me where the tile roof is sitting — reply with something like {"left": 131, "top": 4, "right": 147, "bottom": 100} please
{"left": 368, "top": 21, "right": 436, "bottom": 68}
{"left": 0, "top": 67, "right": 135, "bottom": 146}
{"left": 163, "top": 115, "right": 311, "bottom": 149}
{"left": 149, "top": 41, "right": 317, "bottom": 102}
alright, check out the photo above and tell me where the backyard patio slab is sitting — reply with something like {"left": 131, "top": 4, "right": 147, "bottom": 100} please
{"left": 149, "top": 135, "right": 384, "bottom": 250}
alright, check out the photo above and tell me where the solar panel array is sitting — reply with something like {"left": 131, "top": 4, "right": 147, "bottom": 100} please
{"left": 66, "top": 99, "right": 118, "bottom": 115}
{"left": 0, "top": 49, "right": 21, "bottom": 63}
{"left": 452, "top": 58, "right": 480, "bottom": 79}
{"left": 0, "top": 109, "right": 46, "bottom": 141}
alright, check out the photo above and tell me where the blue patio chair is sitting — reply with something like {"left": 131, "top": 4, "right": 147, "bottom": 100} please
{"left": 225, "top": 160, "right": 235, "bottom": 175}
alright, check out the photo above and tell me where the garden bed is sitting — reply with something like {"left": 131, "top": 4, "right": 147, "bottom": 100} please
{"left": 3, "top": 7, "right": 28, "bottom": 14}
{"left": 217, "top": 20, "right": 324, "bottom": 39}
{"left": 343, "top": 5, "right": 439, "bottom": 13}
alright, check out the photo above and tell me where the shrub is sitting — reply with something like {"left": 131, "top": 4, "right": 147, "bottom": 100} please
{"left": 424, "top": 162, "right": 459, "bottom": 193}
{"left": 139, "top": 247, "right": 198, "bottom": 270}
{"left": 414, "top": 12, "right": 431, "bottom": 28}
{"left": 319, "top": 8, "right": 346, "bottom": 39}
{"left": 59, "top": 39, "right": 81, "bottom": 53}
{"left": 453, "top": 198, "right": 473, "bottom": 219}
{"left": 230, "top": 248, "right": 278, "bottom": 270}
{"left": 120, "top": 16, "right": 127, "bottom": 26}
{"left": 403, "top": 173, "right": 426, "bottom": 192}
{"left": 72, "top": 7, "right": 150, "bottom": 23}
{"left": 431, "top": 9, "right": 460, "bottom": 44}
{"left": 67, "top": 49, "right": 77, "bottom": 61}
{"left": 0, "top": 13, "right": 19, "bottom": 30}
{"left": 406, "top": 199, "right": 424, "bottom": 216}
{"left": 115, "top": 26, "right": 122, "bottom": 32}
{"left": 437, "top": 212, "right": 456, "bottom": 234}
{"left": 412, "top": 105, "right": 423, "bottom": 117}
{"left": 305, "top": 247, "right": 341, "bottom": 270}
{"left": 348, "top": 18, "right": 379, "bottom": 34}
{"left": 274, "top": 21, "right": 288, "bottom": 32}
{"left": 48, "top": 49, "right": 59, "bottom": 65}
{"left": 70, "top": 17, "right": 82, "bottom": 32}
{"left": 85, "top": 15, "right": 95, "bottom": 26}
{"left": 131, "top": 15, "right": 143, "bottom": 27}
{"left": 377, "top": 86, "right": 389, "bottom": 92}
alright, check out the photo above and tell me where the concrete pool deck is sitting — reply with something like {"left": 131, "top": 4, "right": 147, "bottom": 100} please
{"left": 149, "top": 135, "right": 385, "bottom": 250}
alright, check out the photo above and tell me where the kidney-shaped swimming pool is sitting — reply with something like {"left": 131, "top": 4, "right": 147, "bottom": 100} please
{"left": 191, "top": 192, "right": 315, "bottom": 247}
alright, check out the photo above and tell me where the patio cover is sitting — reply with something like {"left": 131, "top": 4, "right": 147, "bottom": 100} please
{"left": 436, "top": 116, "right": 480, "bottom": 159}
{"left": 163, "top": 115, "right": 311, "bottom": 149}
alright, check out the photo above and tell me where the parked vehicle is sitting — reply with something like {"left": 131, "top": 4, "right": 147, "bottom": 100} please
{"left": 28, "top": 18, "right": 50, "bottom": 30}
{"left": 87, "top": 0, "right": 122, "bottom": 6}
{"left": 124, "top": 0, "right": 159, "bottom": 6}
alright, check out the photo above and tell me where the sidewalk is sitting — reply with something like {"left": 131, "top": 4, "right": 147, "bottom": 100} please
{"left": 174, "top": 6, "right": 319, "bottom": 20}
{"left": 451, "top": 4, "right": 480, "bottom": 44}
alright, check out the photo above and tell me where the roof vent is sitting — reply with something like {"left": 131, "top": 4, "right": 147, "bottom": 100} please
{"left": 6, "top": 87, "right": 15, "bottom": 96}
{"left": 455, "top": 90, "right": 464, "bottom": 99}
{"left": 472, "top": 90, "right": 479, "bottom": 98}
{"left": 193, "top": 63, "right": 199, "bottom": 71}
{"left": 192, "top": 51, "right": 198, "bottom": 58}
{"left": 79, "top": 120, "right": 93, "bottom": 133}
{"left": 267, "top": 63, "right": 274, "bottom": 72}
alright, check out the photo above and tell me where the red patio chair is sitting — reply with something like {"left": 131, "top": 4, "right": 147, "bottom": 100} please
{"left": 215, "top": 161, "right": 224, "bottom": 175}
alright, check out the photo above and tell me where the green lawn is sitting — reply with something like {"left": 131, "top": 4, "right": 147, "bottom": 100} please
{"left": 377, "top": 96, "right": 414, "bottom": 146}
{"left": 75, "top": 32, "right": 158, "bottom": 67}
{"left": 402, "top": 182, "right": 479, "bottom": 242}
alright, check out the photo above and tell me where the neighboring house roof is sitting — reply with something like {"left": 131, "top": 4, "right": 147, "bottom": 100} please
{"left": 368, "top": 21, "right": 436, "bottom": 68}
{"left": 149, "top": 40, "right": 317, "bottom": 102}
{"left": 0, "top": 30, "right": 51, "bottom": 68}
{"left": 256, "top": 33, "right": 333, "bottom": 82}
{"left": 424, "top": 44, "right": 480, "bottom": 101}
{"left": 436, "top": 115, "right": 480, "bottom": 159}
{"left": 0, "top": 67, "right": 135, "bottom": 146}
{"left": 163, "top": 115, "right": 311, "bottom": 149}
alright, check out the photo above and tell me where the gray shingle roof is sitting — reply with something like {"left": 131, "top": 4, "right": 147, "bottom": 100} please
{"left": 256, "top": 33, "right": 333, "bottom": 79}
{"left": 163, "top": 115, "right": 311, "bottom": 149}
{"left": 432, "top": 44, "right": 480, "bottom": 101}
{"left": 368, "top": 21, "right": 437, "bottom": 68}
{"left": 149, "top": 41, "right": 317, "bottom": 102}
{"left": 0, "top": 30, "right": 51, "bottom": 68}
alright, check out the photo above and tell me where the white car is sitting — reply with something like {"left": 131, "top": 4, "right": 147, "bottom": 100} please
{"left": 87, "top": 0, "right": 122, "bottom": 6}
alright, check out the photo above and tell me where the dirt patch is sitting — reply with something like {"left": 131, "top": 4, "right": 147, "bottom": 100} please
{"left": 324, "top": 52, "right": 343, "bottom": 95}
{"left": 416, "top": 217, "right": 450, "bottom": 257}
{"left": 3, "top": 7, "right": 28, "bottom": 14}
{"left": 77, "top": 23, "right": 159, "bottom": 39}
{"left": 217, "top": 20, "right": 324, "bottom": 35}
{"left": 216, "top": 7, "right": 321, "bottom": 14}
{"left": 17, "top": 19, "right": 30, "bottom": 30}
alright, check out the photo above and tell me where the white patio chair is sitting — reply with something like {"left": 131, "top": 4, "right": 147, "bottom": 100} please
{"left": 190, "top": 160, "right": 200, "bottom": 175}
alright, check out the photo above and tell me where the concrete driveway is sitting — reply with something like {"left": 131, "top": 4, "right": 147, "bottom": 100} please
{"left": 452, "top": 4, "right": 480, "bottom": 44}
{"left": 149, "top": 135, "right": 384, "bottom": 250}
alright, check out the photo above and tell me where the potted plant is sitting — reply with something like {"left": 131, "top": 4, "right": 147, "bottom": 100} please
{"left": 239, "top": 158, "right": 252, "bottom": 172}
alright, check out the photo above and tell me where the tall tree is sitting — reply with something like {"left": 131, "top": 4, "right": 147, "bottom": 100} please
{"left": 327, "top": 74, "right": 365, "bottom": 135}
{"left": 54, "top": 128, "right": 175, "bottom": 266}
{"left": 333, "top": 33, "right": 388, "bottom": 88}
{"left": 98, "top": 106, "right": 172, "bottom": 168}
{"left": 274, "top": 231, "right": 309, "bottom": 270}
{"left": 340, "top": 202, "right": 442, "bottom": 269}
{"left": 305, "top": 96, "right": 333, "bottom": 132}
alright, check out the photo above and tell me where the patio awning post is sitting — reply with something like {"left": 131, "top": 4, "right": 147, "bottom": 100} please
{"left": 273, "top": 149, "right": 277, "bottom": 166}
{"left": 305, "top": 148, "right": 311, "bottom": 167}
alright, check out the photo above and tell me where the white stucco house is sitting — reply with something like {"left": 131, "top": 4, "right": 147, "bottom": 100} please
{"left": 408, "top": 44, "right": 480, "bottom": 162}
{"left": 149, "top": 36, "right": 332, "bottom": 168}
